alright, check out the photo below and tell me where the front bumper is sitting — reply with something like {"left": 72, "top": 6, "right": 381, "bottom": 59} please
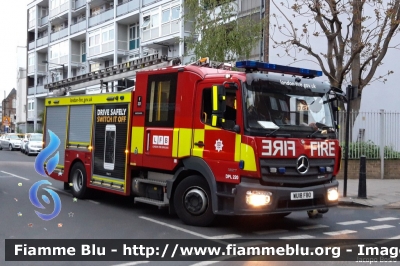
{"left": 27, "top": 147, "right": 42, "bottom": 154}
{"left": 233, "top": 178, "right": 339, "bottom": 215}
{"left": 11, "top": 143, "right": 21, "bottom": 149}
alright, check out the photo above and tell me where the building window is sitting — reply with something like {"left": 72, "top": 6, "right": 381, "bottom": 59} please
{"left": 90, "top": 63, "right": 100, "bottom": 72}
{"left": 81, "top": 42, "right": 86, "bottom": 62}
{"left": 129, "top": 24, "right": 140, "bottom": 50}
{"left": 145, "top": 73, "right": 178, "bottom": 127}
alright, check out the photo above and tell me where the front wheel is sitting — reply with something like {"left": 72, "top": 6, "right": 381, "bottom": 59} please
{"left": 9, "top": 144, "right": 13, "bottom": 151}
{"left": 70, "top": 162, "right": 88, "bottom": 199}
{"left": 317, "top": 208, "right": 329, "bottom": 214}
{"left": 173, "top": 175, "right": 215, "bottom": 226}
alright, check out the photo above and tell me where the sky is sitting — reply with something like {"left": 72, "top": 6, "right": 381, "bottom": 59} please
{"left": 1, "top": 1, "right": 400, "bottom": 113}
{"left": 0, "top": 1, "right": 27, "bottom": 101}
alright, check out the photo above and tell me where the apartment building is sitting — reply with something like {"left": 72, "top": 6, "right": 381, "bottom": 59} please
{"left": 26, "top": 0, "right": 263, "bottom": 132}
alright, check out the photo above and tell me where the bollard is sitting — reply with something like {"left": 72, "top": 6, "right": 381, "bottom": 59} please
{"left": 358, "top": 155, "right": 367, "bottom": 198}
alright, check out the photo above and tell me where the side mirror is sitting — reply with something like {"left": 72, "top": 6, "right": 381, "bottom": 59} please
{"left": 211, "top": 85, "right": 226, "bottom": 127}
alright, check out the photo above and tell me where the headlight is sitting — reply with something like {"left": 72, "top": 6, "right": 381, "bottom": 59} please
{"left": 246, "top": 191, "right": 272, "bottom": 206}
{"left": 327, "top": 187, "right": 339, "bottom": 201}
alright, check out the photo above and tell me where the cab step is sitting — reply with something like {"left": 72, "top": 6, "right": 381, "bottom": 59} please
{"left": 134, "top": 197, "right": 169, "bottom": 208}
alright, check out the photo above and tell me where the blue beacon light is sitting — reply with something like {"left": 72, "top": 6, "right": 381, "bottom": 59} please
{"left": 235, "top": 61, "right": 322, "bottom": 78}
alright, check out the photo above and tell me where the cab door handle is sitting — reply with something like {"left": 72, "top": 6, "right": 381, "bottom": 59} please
{"left": 194, "top": 141, "right": 204, "bottom": 147}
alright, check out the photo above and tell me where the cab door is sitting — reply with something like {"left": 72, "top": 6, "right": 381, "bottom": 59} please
{"left": 192, "top": 83, "right": 241, "bottom": 184}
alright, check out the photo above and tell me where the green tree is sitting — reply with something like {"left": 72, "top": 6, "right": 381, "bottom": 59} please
{"left": 184, "top": 0, "right": 265, "bottom": 62}
{"left": 270, "top": 0, "right": 400, "bottom": 112}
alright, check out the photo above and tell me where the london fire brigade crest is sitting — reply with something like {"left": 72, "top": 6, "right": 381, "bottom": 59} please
{"left": 215, "top": 139, "right": 223, "bottom": 152}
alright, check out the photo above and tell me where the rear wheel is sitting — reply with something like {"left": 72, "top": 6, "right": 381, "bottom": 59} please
{"left": 173, "top": 175, "right": 215, "bottom": 226}
{"left": 70, "top": 162, "right": 88, "bottom": 199}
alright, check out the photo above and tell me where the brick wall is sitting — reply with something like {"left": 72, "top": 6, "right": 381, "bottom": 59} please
{"left": 336, "top": 160, "right": 400, "bottom": 179}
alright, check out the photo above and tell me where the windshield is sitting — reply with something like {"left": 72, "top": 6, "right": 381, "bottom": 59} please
{"left": 9, "top": 135, "right": 20, "bottom": 139}
{"left": 31, "top": 135, "right": 43, "bottom": 141}
{"left": 243, "top": 81, "right": 334, "bottom": 137}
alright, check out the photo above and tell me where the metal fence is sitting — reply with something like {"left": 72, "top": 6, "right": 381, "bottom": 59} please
{"left": 338, "top": 110, "right": 400, "bottom": 159}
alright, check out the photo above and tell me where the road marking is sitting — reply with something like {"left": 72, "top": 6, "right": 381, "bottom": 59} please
{"left": 337, "top": 220, "right": 367, "bottom": 225}
{"left": 298, "top": 224, "right": 329, "bottom": 230}
{"left": 139, "top": 216, "right": 239, "bottom": 243}
{"left": 47, "top": 186, "right": 71, "bottom": 196}
{"left": 372, "top": 217, "right": 400, "bottom": 222}
{"left": 323, "top": 230, "right": 357, "bottom": 236}
{"left": 87, "top": 200, "right": 100, "bottom": 205}
{"left": 254, "top": 229, "right": 289, "bottom": 235}
{"left": 208, "top": 234, "right": 241, "bottom": 239}
{"left": 111, "top": 262, "right": 150, "bottom": 266}
{"left": 0, "top": 171, "right": 29, "bottom": 181}
{"left": 376, "top": 235, "right": 400, "bottom": 244}
{"left": 365, "top": 224, "right": 395, "bottom": 230}
{"left": 279, "top": 234, "right": 315, "bottom": 239}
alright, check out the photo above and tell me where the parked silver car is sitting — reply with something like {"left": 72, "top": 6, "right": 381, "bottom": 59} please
{"left": 0, "top": 133, "right": 23, "bottom": 151}
{"left": 24, "top": 133, "right": 43, "bottom": 155}
{"left": 20, "top": 133, "right": 32, "bottom": 153}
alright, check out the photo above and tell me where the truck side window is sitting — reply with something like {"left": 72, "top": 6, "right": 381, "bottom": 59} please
{"left": 201, "top": 89, "right": 212, "bottom": 125}
{"left": 145, "top": 73, "right": 177, "bottom": 127}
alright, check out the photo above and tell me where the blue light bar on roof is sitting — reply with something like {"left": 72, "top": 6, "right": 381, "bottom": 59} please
{"left": 235, "top": 60, "right": 323, "bottom": 78}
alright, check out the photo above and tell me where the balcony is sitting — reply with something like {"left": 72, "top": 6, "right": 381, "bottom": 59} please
{"left": 116, "top": 0, "right": 139, "bottom": 17}
{"left": 28, "top": 19, "right": 35, "bottom": 29}
{"left": 36, "top": 36, "right": 49, "bottom": 47}
{"left": 28, "top": 41, "right": 35, "bottom": 51}
{"left": 50, "top": 2, "right": 69, "bottom": 18}
{"left": 71, "top": 54, "right": 81, "bottom": 63}
{"left": 28, "top": 65, "right": 35, "bottom": 75}
{"left": 161, "top": 20, "right": 179, "bottom": 37}
{"left": 39, "top": 16, "right": 49, "bottom": 27}
{"left": 37, "top": 64, "right": 47, "bottom": 75}
{"left": 36, "top": 85, "right": 47, "bottom": 94}
{"left": 28, "top": 86, "right": 36, "bottom": 95}
{"left": 89, "top": 8, "right": 114, "bottom": 28}
{"left": 71, "top": 20, "right": 86, "bottom": 34}
{"left": 72, "top": 0, "right": 86, "bottom": 10}
{"left": 50, "top": 28, "right": 68, "bottom": 42}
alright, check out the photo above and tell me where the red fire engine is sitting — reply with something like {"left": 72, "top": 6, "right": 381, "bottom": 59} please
{"left": 43, "top": 56, "right": 345, "bottom": 226}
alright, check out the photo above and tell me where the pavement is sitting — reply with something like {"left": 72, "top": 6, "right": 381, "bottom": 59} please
{"left": 337, "top": 179, "right": 400, "bottom": 208}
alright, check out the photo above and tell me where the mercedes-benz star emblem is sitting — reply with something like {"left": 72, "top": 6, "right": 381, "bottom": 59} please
{"left": 297, "top": 156, "right": 309, "bottom": 174}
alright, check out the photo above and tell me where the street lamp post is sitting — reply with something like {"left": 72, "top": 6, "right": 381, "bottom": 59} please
{"left": 42, "top": 60, "right": 65, "bottom": 81}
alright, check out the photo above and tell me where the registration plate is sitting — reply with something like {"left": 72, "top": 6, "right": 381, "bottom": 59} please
{"left": 290, "top": 191, "right": 313, "bottom": 200}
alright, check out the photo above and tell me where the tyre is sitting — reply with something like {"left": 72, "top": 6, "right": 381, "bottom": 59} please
{"left": 69, "top": 162, "right": 88, "bottom": 199}
{"left": 173, "top": 175, "right": 215, "bottom": 226}
{"left": 317, "top": 208, "right": 329, "bottom": 214}
{"left": 0, "top": 145, "right": 2, "bottom": 150}
{"left": 9, "top": 144, "right": 13, "bottom": 151}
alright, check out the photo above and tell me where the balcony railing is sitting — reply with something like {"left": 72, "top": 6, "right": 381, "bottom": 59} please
{"left": 40, "top": 16, "right": 48, "bottom": 27}
{"left": 71, "top": 54, "right": 81, "bottom": 63}
{"left": 50, "top": 2, "right": 69, "bottom": 18}
{"left": 28, "top": 19, "right": 35, "bottom": 29}
{"left": 161, "top": 20, "right": 179, "bottom": 37}
{"left": 28, "top": 65, "right": 35, "bottom": 74}
{"left": 118, "top": 40, "right": 128, "bottom": 51}
{"left": 37, "top": 64, "right": 46, "bottom": 73}
{"left": 89, "top": 8, "right": 114, "bottom": 28}
{"left": 102, "top": 41, "right": 114, "bottom": 53}
{"left": 36, "top": 85, "right": 47, "bottom": 94}
{"left": 117, "top": 0, "right": 139, "bottom": 17}
{"left": 71, "top": 20, "right": 86, "bottom": 34}
{"left": 50, "top": 28, "right": 68, "bottom": 42}
{"left": 142, "top": 27, "right": 159, "bottom": 42}
{"left": 72, "top": 0, "right": 86, "bottom": 10}
{"left": 36, "top": 36, "right": 49, "bottom": 47}
{"left": 28, "top": 41, "right": 35, "bottom": 51}
{"left": 28, "top": 86, "right": 36, "bottom": 95}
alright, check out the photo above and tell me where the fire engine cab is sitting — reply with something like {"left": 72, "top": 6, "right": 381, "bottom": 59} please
{"left": 43, "top": 56, "right": 345, "bottom": 226}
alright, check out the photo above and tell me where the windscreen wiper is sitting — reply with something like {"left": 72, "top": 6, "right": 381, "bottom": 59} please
{"left": 266, "top": 127, "right": 291, "bottom": 137}
{"left": 308, "top": 125, "right": 333, "bottom": 138}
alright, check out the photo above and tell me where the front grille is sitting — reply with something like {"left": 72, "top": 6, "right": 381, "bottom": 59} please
{"left": 260, "top": 158, "right": 334, "bottom": 187}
